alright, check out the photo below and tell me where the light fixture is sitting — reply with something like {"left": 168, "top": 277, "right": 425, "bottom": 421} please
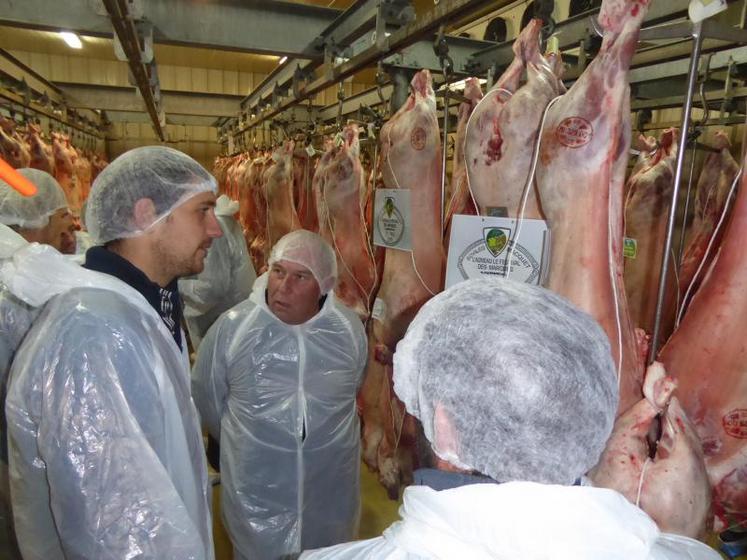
{"left": 59, "top": 31, "right": 83, "bottom": 49}
{"left": 278, "top": 56, "right": 288, "bottom": 65}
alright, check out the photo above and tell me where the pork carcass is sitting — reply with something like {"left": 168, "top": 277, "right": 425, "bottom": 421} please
{"left": 74, "top": 149, "right": 93, "bottom": 203}
{"left": 52, "top": 132, "right": 79, "bottom": 213}
{"left": 247, "top": 154, "right": 270, "bottom": 272}
{"left": 677, "top": 131, "right": 739, "bottom": 320}
{"left": 264, "top": 141, "right": 300, "bottom": 250}
{"left": 443, "top": 77, "right": 482, "bottom": 245}
{"left": 623, "top": 128, "right": 678, "bottom": 338}
{"left": 360, "top": 69, "right": 444, "bottom": 497}
{"left": 590, "top": 362, "right": 712, "bottom": 539}
{"left": 293, "top": 148, "right": 319, "bottom": 232}
{"left": 315, "top": 124, "right": 377, "bottom": 319}
{"left": 0, "top": 117, "right": 30, "bottom": 169}
{"left": 465, "top": 19, "right": 538, "bottom": 217}
{"left": 469, "top": 22, "right": 565, "bottom": 220}
{"left": 25, "top": 123, "right": 54, "bottom": 174}
{"left": 659, "top": 146, "right": 747, "bottom": 531}
{"left": 91, "top": 152, "right": 108, "bottom": 181}
{"left": 534, "top": 0, "right": 649, "bottom": 414}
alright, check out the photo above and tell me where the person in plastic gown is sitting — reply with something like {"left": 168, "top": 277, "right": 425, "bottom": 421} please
{"left": 180, "top": 194, "right": 256, "bottom": 350}
{"left": 301, "top": 279, "right": 721, "bottom": 560}
{"left": 1, "top": 147, "right": 222, "bottom": 560}
{"left": 192, "top": 229, "right": 367, "bottom": 560}
{"left": 0, "top": 168, "right": 75, "bottom": 559}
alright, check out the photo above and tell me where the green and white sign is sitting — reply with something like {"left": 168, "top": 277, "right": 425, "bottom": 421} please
{"left": 446, "top": 215, "right": 551, "bottom": 288}
{"left": 373, "top": 188, "right": 412, "bottom": 251}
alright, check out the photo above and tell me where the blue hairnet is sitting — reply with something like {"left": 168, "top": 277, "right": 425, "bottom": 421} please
{"left": 0, "top": 168, "right": 67, "bottom": 229}
{"left": 393, "top": 278, "right": 618, "bottom": 485}
{"left": 85, "top": 146, "right": 216, "bottom": 244}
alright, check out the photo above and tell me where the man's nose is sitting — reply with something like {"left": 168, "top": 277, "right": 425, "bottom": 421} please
{"left": 206, "top": 210, "right": 223, "bottom": 238}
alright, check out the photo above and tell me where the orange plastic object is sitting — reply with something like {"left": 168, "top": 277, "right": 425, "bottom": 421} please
{"left": 0, "top": 157, "right": 37, "bottom": 196}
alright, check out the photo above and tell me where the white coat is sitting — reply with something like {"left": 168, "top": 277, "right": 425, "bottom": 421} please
{"left": 301, "top": 481, "right": 722, "bottom": 560}
{"left": 1, "top": 242, "right": 214, "bottom": 560}
{"left": 192, "top": 272, "right": 367, "bottom": 560}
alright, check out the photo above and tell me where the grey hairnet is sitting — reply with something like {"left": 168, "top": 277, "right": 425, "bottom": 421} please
{"left": 268, "top": 230, "right": 337, "bottom": 294}
{"left": 85, "top": 146, "right": 217, "bottom": 244}
{"left": 393, "top": 278, "right": 618, "bottom": 485}
{"left": 0, "top": 168, "right": 67, "bottom": 229}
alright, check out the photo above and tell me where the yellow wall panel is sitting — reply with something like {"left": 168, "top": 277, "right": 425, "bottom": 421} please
{"left": 174, "top": 65, "right": 192, "bottom": 92}
{"left": 238, "top": 72, "right": 253, "bottom": 95}
{"left": 29, "top": 52, "right": 50, "bottom": 80}
{"left": 69, "top": 56, "right": 89, "bottom": 83}
{"left": 48, "top": 54, "right": 68, "bottom": 82}
{"left": 191, "top": 67, "right": 208, "bottom": 92}
{"left": 224, "top": 70, "right": 239, "bottom": 96}
{"left": 159, "top": 65, "right": 176, "bottom": 90}
{"left": 207, "top": 69, "right": 223, "bottom": 94}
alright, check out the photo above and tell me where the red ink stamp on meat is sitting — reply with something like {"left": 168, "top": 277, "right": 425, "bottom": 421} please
{"left": 556, "top": 117, "right": 593, "bottom": 148}
{"left": 722, "top": 409, "right": 747, "bottom": 438}
{"left": 411, "top": 127, "right": 426, "bottom": 151}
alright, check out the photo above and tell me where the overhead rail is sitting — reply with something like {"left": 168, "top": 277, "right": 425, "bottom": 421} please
{"left": 228, "top": 0, "right": 496, "bottom": 139}
{"left": 102, "top": 0, "right": 165, "bottom": 140}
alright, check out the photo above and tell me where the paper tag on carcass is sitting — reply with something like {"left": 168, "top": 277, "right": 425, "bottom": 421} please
{"left": 305, "top": 144, "right": 316, "bottom": 157}
{"left": 371, "top": 297, "right": 386, "bottom": 321}
{"left": 334, "top": 133, "right": 344, "bottom": 147}
{"left": 623, "top": 237, "right": 638, "bottom": 259}
{"left": 368, "top": 123, "right": 376, "bottom": 139}
{"left": 271, "top": 151, "right": 280, "bottom": 162}
{"left": 545, "top": 36, "right": 559, "bottom": 56}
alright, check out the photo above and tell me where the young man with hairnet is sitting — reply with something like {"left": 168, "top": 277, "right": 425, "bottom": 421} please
{"left": 0, "top": 168, "right": 75, "bottom": 559}
{"left": 301, "top": 279, "right": 720, "bottom": 560}
{"left": 1, "top": 146, "right": 222, "bottom": 560}
{"left": 192, "top": 229, "right": 367, "bottom": 560}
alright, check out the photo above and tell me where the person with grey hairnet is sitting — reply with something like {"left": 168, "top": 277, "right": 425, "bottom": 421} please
{"left": 2, "top": 146, "right": 222, "bottom": 560}
{"left": 302, "top": 279, "right": 720, "bottom": 560}
{"left": 192, "top": 229, "right": 367, "bottom": 560}
{"left": 0, "top": 169, "right": 75, "bottom": 559}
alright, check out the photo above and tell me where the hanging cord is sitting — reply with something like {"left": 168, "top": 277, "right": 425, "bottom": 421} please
{"left": 676, "top": 166, "right": 742, "bottom": 326}
{"left": 635, "top": 457, "right": 652, "bottom": 507}
{"left": 504, "top": 95, "right": 562, "bottom": 278}
{"left": 383, "top": 124, "right": 437, "bottom": 296}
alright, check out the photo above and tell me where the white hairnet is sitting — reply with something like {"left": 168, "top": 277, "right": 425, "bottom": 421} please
{"left": 0, "top": 168, "right": 67, "bottom": 229}
{"left": 85, "top": 146, "right": 217, "bottom": 244}
{"left": 393, "top": 278, "right": 618, "bottom": 485}
{"left": 215, "top": 194, "right": 240, "bottom": 217}
{"left": 268, "top": 230, "right": 337, "bottom": 294}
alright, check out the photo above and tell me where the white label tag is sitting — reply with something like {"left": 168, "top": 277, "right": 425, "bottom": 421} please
{"left": 305, "top": 144, "right": 316, "bottom": 157}
{"left": 623, "top": 237, "right": 637, "bottom": 259}
{"left": 373, "top": 188, "right": 412, "bottom": 251}
{"left": 372, "top": 297, "right": 386, "bottom": 321}
{"left": 445, "top": 215, "right": 551, "bottom": 287}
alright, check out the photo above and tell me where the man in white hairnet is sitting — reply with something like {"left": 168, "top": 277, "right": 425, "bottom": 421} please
{"left": 192, "top": 229, "right": 367, "bottom": 560}
{"left": 180, "top": 193, "right": 255, "bottom": 350}
{"left": 302, "top": 279, "right": 720, "bottom": 560}
{"left": 0, "top": 168, "right": 75, "bottom": 255}
{"left": 1, "top": 146, "right": 222, "bottom": 560}
{"left": 0, "top": 169, "right": 76, "bottom": 559}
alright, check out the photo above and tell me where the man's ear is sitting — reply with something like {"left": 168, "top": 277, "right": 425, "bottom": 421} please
{"left": 132, "top": 198, "right": 157, "bottom": 231}
{"left": 433, "top": 402, "right": 460, "bottom": 459}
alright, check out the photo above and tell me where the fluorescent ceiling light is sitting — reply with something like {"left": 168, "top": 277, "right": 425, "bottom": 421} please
{"left": 278, "top": 56, "right": 288, "bottom": 64}
{"left": 60, "top": 31, "right": 82, "bottom": 49}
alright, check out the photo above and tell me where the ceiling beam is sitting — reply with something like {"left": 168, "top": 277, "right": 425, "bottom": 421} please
{"left": 58, "top": 83, "right": 242, "bottom": 118}
{"left": 0, "top": 0, "right": 341, "bottom": 58}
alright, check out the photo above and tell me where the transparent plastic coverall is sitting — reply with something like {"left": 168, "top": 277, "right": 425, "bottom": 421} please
{"left": 180, "top": 194, "right": 256, "bottom": 348}
{"left": 1, "top": 146, "right": 216, "bottom": 560}
{"left": 192, "top": 230, "right": 367, "bottom": 560}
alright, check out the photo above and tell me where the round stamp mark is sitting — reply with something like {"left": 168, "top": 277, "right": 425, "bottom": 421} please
{"left": 556, "top": 117, "right": 593, "bottom": 148}
{"left": 410, "top": 126, "right": 427, "bottom": 151}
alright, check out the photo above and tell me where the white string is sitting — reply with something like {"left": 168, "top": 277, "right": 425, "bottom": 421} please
{"left": 635, "top": 457, "right": 652, "bottom": 507}
{"left": 676, "top": 166, "right": 742, "bottom": 327}
{"left": 463, "top": 87, "right": 514, "bottom": 214}
{"left": 383, "top": 125, "right": 437, "bottom": 296}
{"left": 505, "top": 95, "right": 562, "bottom": 279}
